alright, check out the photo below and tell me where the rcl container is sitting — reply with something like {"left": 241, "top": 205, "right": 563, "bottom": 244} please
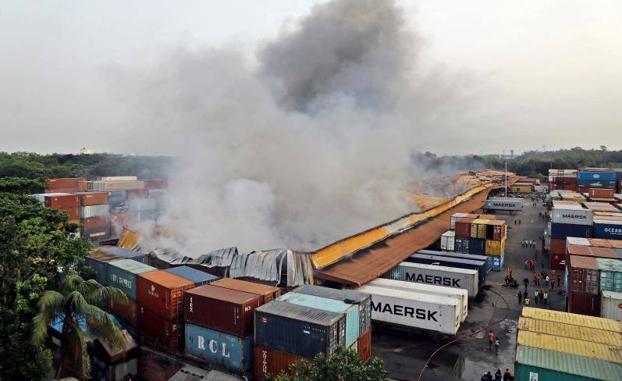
{"left": 75, "top": 192, "right": 108, "bottom": 206}
{"left": 44, "top": 194, "right": 79, "bottom": 209}
{"left": 355, "top": 285, "right": 461, "bottom": 335}
{"left": 254, "top": 300, "right": 344, "bottom": 358}
{"left": 254, "top": 345, "right": 305, "bottom": 381}
{"left": 138, "top": 305, "right": 182, "bottom": 353}
{"left": 210, "top": 278, "right": 282, "bottom": 304}
{"left": 568, "top": 255, "right": 600, "bottom": 295}
{"left": 184, "top": 285, "right": 261, "bottom": 337}
{"left": 292, "top": 285, "right": 371, "bottom": 334}
{"left": 137, "top": 270, "right": 195, "bottom": 320}
{"left": 164, "top": 266, "right": 219, "bottom": 287}
{"left": 185, "top": 323, "right": 253, "bottom": 375}
{"left": 107, "top": 259, "right": 155, "bottom": 300}
{"left": 384, "top": 261, "right": 479, "bottom": 297}
{"left": 277, "top": 292, "right": 356, "bottom": 347}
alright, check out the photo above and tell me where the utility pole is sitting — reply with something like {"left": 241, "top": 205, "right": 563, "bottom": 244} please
{"left": 504, "top": 157, "right": 508, "bottom": 197}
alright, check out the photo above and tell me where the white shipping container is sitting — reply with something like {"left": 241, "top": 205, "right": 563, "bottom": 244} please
{"left": 600, "top": 291, "right": 622, "bottom": 323}
{"left": 565, "top": 237, "right": 591, "bottom": 246}
{"left": 99, "top": 176, "right": 138, "bottom": 181}
{"left": 385, "top": 262, "right": 479, "bottom": 297}
{"left": 356, "top": 285, "right": 461, "bottom": 335}
{"left": 484, "top": 197, "right": 524, "bottom": 211}
{"left": 80, "top": 204, "right": 110, "bottom": 218}
{"left": 369, "top": 278, "right": 468, "bottom": 322}
{"left": 551, "top": 206, "right": 593, "bottom": 226}
{"left": 450, "top": 213, "right": 469, "bottom": 230}
{"left": 440, "top": 230, "right": 455, "bottom": 252}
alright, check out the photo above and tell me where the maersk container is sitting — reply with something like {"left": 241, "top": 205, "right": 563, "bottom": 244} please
{"left": 164, "top": 266, "right": 219, "bottom": 286}
{"left": 278, "top": 292, "right": 358, "bottom": 347}
{"left": 369, "top": 278, "right": 468, "bottom": 322}
{"left": 406, "top": 253, "right": 487, "bottom": 287}
{"left": 550, "top": 223, "right": 592, "bottom": 239}
{"left": 600, "top": 290, "right": 622, "bottom": 322}
{"left": 293, "top": 285, "right": 371, "bottom": 334}
{"left": 384, "top": 262, "right": 479, "bottom": 297}
{"left": 355, "top": 285, "right": 461, "bottom": 335}
{"left": 417, "top": 250, "right": 490, "bottom": 275}
{"left": 484, "top": 197, "right": 523, "bottom": 211}
{"left": 597, "top": 258, "right": 622, "bottom": 293}
{"left": 551, "top": 206, "right": 593, "bottom": 226}
{"left": 593, "top": 219, "right": 622, "bottom": 240}
{"left": 468, "top": 237, "right": 485, "bottom": 255}
{"left": 440, "top": 230, "right": 455, "bottom": 251}
{"left": 515, "top": 345, "right": 622, "bottom": 381}
{"left": 185, "top": 324, "right": 253, "bottom": 374}
{"left": 107, "top": 259, "right": 155, "bottom": 300}
{"left": 254, "top": 300, "right": 345, "bottom": 358}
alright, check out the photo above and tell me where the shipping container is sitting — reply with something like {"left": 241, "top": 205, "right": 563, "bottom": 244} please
{"left": 107, "top": 190, "right": 128, "bottom": 206}
{"left": 551, "top": 205, "right": 593, "bottom": 226}
{"left": 136, "top": 270, "right": 195, "bottom": 320}
{"left": 107, "top": 259, "right": 155, "bottom": 300}
{"left": 577, "top": 179, "right": 617, "bottom": 189}
{"left": 566, "top": 244, "right": 619, "bottom": 260}
{"left": 80, "top": 204, "right": 110, "bottom": 218}
{"left": 90, "top": 180, "right": 145, "bottom": 191}
{"left": 109, "top": 297, "right": 138, "bottom": 327}
{"left": 517, "top": 330, "right": 622, "bottom": 364}
{"left": 45, "top": 178, "right": 86, "bottom": 192}
{"left": 355, "top": 285, "right": 461, "bottom": 335}
{"left": 164, "top": 266, "right": 219, "bottom": 287}
{"left": 521, "top": 306, "right": 622, "bottom": 332}
{"left": 511, "top": 184, "right": 533, "bottom": 193}
{"left": 485, "top": 239, "right": 506, "bottom": 256}
{"left": 75, "top": 192, "right": 108, "bottom": 206}
{"left": 550, "top": 223, "right": 592, "bottom": 239}
{"left": 593, "top": 219, "right": 622, "bottom": 240}
{"left": 454, "top": 218, "right": 473, "bottom": 238}
{"left": 253, "top": 345, "right": 305, "bottom": 381}
{"left": 185, "top": 324, "right": 253, "bottom": 374}
{"left": 86, "top": 251, "right": 119, "bottom": 285}
{"left": 454, "top": 237, "right": 470, "bottom": 253}
{"left": 601, "top": 291, "right": 622, "bottom": 323}
{"left": 487, "top": 253, "right": 505, "bottom": 272}
{"left": 417, "top": 250, "right": 490, "bottom": 275}
{"left": 468, "top": 238, "right": 485, "bottom": 255}
{"left": 211, "top": 278, "right": 282, "bottom": 304}
{"left": 566, "top": 237, "right": 591, "bottom": 246}
{"left": 598, "top": 258, "right": 622, "bottom": 293}
{"left": 568, "top": 255, "right": 600, "bottom": 295}
{"left": 405, "top": 253, "right": 487, "bottom": 287}
{"left": 568, "top": 291, "right": 601, "bottom": 316}
{"left": 81, "top": 216, "right": 110, "bottom": 230}
{"left": 486, "top": 220, "right": 507, "bottom": 241}
{"left": 578, "top": 171, "right": 617, "bottom": 181}
{"left": 548, "top": 169, "right": 577, "bottom": 177}
{"left": 384, "top": 262, "right": 479, "bottom": 297}
{"left": 254, "top": 300, "right": 344, "bottom": 358}
{"left": 137, "top": 305, "right": 181, "bottom": 353}
{"left": 100, "top": 176, "right": 139, "bottom": 181}
{"left": 587, "top": 188, "right": 616, "bottom": 200}
{"left": 518, "top": 317, "right": 621, "bottom": 346}
{"left": 369, "top": 278, "right": 468, "bottom": 322}
{"left": 440, "top": 230, "right": 455, "bottom": 251}
{"left": 184, "top": 285, "right": 260, "bottom": 337}
{"left": 515, "top": 345, "right": 622, "bottom": 381}
{"left": 292, "top": 285, "right": 371, "bottom": 334}
{"left": 97, "top": 246, "right": 150, "bottom": 264}
{"left": 484, "top": 197, "right": 523, "bottom": 211}
{"left": 357, "top": 328, "right": 372, "bottom": 363}
{"left": 278, "top": 292, "right": 357, "bottom": 347}
{"left": 450, "top": 213, "right": 469, "bottom": 230}
{"left": 44, "top": 194, "right": 79, "bottom": 209}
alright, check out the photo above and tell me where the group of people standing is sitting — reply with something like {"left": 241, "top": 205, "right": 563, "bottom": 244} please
{"left": 520, "top": 239, "right": 536, "bottom": 248}
{"left": 480, "top": 368, "right": 513, "bottom": 381}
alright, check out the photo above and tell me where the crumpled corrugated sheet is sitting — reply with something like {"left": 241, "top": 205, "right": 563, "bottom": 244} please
{"left": 196, "top": 247, "right": 239, "bottom": 268}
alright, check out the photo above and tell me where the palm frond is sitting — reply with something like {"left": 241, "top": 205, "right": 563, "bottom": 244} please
{"left": 63, "top": 273, "right": 85, "bottom": 292}
{"left": 32, "top": 290, "right": 65, "bottom": 346}
{"left": 66, "top": 290, "right": 89, "bottom": 315}
{"left": 83, "top": 304, "right": 125, "bottom": 349}
{"left": 32, "top": 313, "right": 52, "bottom": 347}
{"left": 76, "top": 278, "right": 100, "bottom": 299}
{"left": 87, "top": 285, "right": 128, "bottom": 308}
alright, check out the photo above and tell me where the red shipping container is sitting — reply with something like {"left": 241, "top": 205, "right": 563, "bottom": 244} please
{"left": 550, "top": 253, "right": 565, "bottom": 270}
{"left": 567, "top": 244, "right": 619, "bottom": 260}
{"left": 357, "top": 328, "right": 372, "bottom": 363}
{"left": 211, "top": 278, "right": 282, "bottom": 304}
{"left": 137, "top": 270, "right": 194, "bottom": 320}
{"left": 59, "top": 206, "right": 80, "bottom": 221}
{"left": 45, "top": 177, "right": 86, "bottom": 192}
{"left": 577, "top": 186, "right": 590, "bottom": 194}
{"left": 127, "top": 189, "right": 149, "bottom": 199}
{"left": 254, "top": 345, "right": 306, "bottom": 381}
{"left": 567, "top": 292, "right": 600, "bottom": 317}
{"left": 550, "top": 239, "right": 566, "bottom": 255}
{"left": 110, "top": 297, "right": 138, "bottom": 327}
{"left": 44, "top": 194, "right": 79, "bottom": 209}
{"left": 454, "top": 219, "right": 472, "bottom": 238}
{"left": 138, "top": 350, "right": 181, "bottom": 381}
{"left": 78, "top": 181, "right": 88, "bottom": 192}
{"left": 138, "top": 305, "right": 182, "bottom": 353}
{"left": 81, "top": 216, "right": 110, "bottom": 230}
{"left": 75, "top": 191, "right": 108, "bottom": 206}
{"left": 589, "top": 188, "right": 615, "bottom": 199}
{"left": 568, "top": 256, "right": 599, "bottom": 295}
{"left": 183, "top": 285, "right": 261, "bottom": 337}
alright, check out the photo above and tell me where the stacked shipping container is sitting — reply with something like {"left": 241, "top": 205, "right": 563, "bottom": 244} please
{"left": 453, "top": 217, "right": 507, "bottom": 271}
{"left": 549, "top": 201, "right": 593, "bottom": 269}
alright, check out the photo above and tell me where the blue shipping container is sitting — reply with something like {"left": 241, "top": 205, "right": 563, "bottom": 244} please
{"left": 550, "top": 223, "right": 592, "bottom": 239}
{"left": 454, "top": 237, "right": 470, "bottom": 253}
{"left": 417, "top": 250, "right": 490, "bottom": 276}
{"left": 487, "top": 253, "right": 505, "bottom": 272}
{"left": 278, "top": 292, "right": 358, "bottom": 347}
{"left": 593, "top": 221, "right": 622, "bottom": 240}
{"left": 185, "top": 324, "right": 253, "bottom": 373}
{"left": 577, "top": 171, "right": 616, "bottom": 181}
{"left": 406, "top": 254, "right": 487, "bottom": 286}
{"left": 469, "top": 238, "right": 486, "bottom": 255}
{"left": 577, "top": 179, "right": 617, "bottom": 189}
{"left": 164, "top": 266, "right": 219, "bottom": 286}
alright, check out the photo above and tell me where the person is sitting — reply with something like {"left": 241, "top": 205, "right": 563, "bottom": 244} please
{"left": 524, "top": 296, "right": 530, "bottom": 305}
{"left": 503, "top": 369, "right": 512, "bottom": 381}
{"left": 534, "top": 289, "right": 539, "bottom": 305}
{"left": 545, "top": 275, "right": 550, "bottom": 287}
{"left": 550, "top": 278, "right": 555, "bottom": 289}
{"left": 487, "top": 330, "right": 495, "bottom": 351}
{"left": 524, "top": 259, "right": 529, "bottom": 269}
{"left": 495, "top": 368, "right": 502, "bottom": 381}
{"left": 494, "top": 338, "right": 500, "bottom": 355}
{"left": 517, "top": 290, "right": 523, "bottom": 304}
{"left": 523, "top": 278, "right": 529, "bottom": 290}
{"left": 557, "top": 274, "right": 561, "bottom": 289}
{"left": 539, "top": 289, "right": 544, "bottom": 304}
{"left": 509, "top": 267, "right": 513, "bottom": 280}
{"left": 523, "top": 289, "right": 528, "bottom": 301}
{"left": 543, "top": 290, "right": 549, "bottom": 307}
{"left": 482, "top": 371, "right": 493, "bottom": 381}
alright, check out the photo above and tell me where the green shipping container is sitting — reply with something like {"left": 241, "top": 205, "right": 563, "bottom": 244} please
{"left": 515, "top": 346, "right": 622, "bottom": 381}
{"left": 597, "top": 258, "right": 622, "bottom": 293}
{"left": 107, "top": 259, "right": 155, "bottom": 300}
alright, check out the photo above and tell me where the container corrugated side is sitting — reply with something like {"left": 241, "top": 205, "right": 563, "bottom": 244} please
{"left": 521, "top": 306, "right": 622, "bottom": 332}
{"left": 85, "top": 251, "right": 119, "bottom": 285}
{"left": 517, "top": 330, "right": 622, "bottom": 364}
{"left": 515, "top": 345, "right": 622, "bottom": 381}
{"left": 136, "top": 270, "right": 195, "bottom": 320}
{"left": 210, "top": 278, "right": 282, "bottom": 304}
{"left": 406, "top": 254, "right": 487, "bottom": 288}
{"left": 598, "top": 258, "right": 622, "bottom": 293}
{"left": 107, "top": 259, "right": 156, "bottom": 300}
{"left": 185, "top": 324, "right": 253, "bottom": 374}
{"left": 278, "top": 292, "right": 357, "bottom": 347}
{"left": 254, "top": 345, "right": 306, "bottom": 381}
{"left": 601, "top": 291, "right": 622, "bottom": 323}
{"left": 137, "top": 305, "right": 182, "bottom": 353}
{"left": 80, "top": 204, "right": 110, "bottom": 218}
{"left": 96, "top": 246, "right": 150, "bottom": 264}
{"left": 384, "top": 262, "right": 479, "bottom": 297}
{"left": 518, "top": 317, "right": 621, "bottom": 346}
{"left": 357, "top": 328, "right": 372, "bottom": 363}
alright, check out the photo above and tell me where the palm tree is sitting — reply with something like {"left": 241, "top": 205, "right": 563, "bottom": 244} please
{"left": 32, "top": 273, "right": 128, "bottom": 380}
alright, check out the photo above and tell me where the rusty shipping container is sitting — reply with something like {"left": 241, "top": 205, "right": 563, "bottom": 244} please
{"left": 211, "top": 278, "right": 282, "bottom": 304}
{"left": 138, "top": 305, "right": 182, "bottom": 353}
{"left": 357, "top": 328, "right": 372, "bottom": 363}
{"left": 61, "top": 207, "right": 80, "bottom": 222}
{"left": 568, "top": 255, "right": 600, "bottom": 295}
{"left": 184, "top": 285, "right": 260, "bottom": 337}
{"left": 81, "top": 216, "right": 110, "bottom": 230}
{"left": 137, "top": 270, "right": 195, "bottom": 320}
{"left": 44, "top": 194, "right": 79, "bottom": 209}
{"left": 45, "top": 178, "right": 85, "bottom": 192}
{"left": 110, "top": 297, "right": 138, "bottom": 327}
{"left": 75, "top": 191, "right": 108, "bottom": 206}
{"left": 454, "top": 218, "right": 473, "bottom": 238}
{"left": 254, "top": 345, "right": 305, "bottom": 381}
{"left": 568, "top": 291, "right": 601, "bottom": 317}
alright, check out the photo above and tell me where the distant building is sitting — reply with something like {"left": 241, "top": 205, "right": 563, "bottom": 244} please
{"left": 79, "top": 147, "right": 93, "bottom": 155}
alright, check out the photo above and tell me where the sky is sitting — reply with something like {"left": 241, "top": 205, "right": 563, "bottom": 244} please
{"left": 0, "top": 0, "right": 621, "bottom": 155}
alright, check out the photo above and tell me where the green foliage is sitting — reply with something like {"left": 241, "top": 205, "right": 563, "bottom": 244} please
{"left": 0, "top": 192, "right": 91, "bottom": 380}
{"left": 265, "top": 346, "right": 388, "bottom": 381}
{"left": 0, "top": 177, "right": 45, "bottom": 193}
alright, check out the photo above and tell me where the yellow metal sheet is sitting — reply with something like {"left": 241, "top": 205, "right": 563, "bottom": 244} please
{"left": 522, "top": 307, "right": 622, "bottom": 332}
{"left": 518, "top": 317, "right": 622, "bottom": 347}
{"left": 517, "top": 330, "right": 622, "bottom": 364}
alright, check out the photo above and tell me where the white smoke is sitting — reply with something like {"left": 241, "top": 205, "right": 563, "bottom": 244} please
{"left": 128, "top": 0, "right": 474, "bottom": 255}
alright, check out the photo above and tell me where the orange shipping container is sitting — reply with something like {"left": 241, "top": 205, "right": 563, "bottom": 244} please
{"left": 136, "top": 271, "right": 195, "bottom": 320}
{"left": 81, "top": 216, "right": 110, "bottom": 230}
{"left": 588, "top": 188, "right": 615, "bottom": 199}
{"left": 358, "top": 328, "right": 372, "bottom": 363}
{"left": 254, "top": 346, "right": 306, "bottom": 381}
{"left": 45, "top": 177, "right": 86, "bottom": 192}
{"left": 211, "top": 278, "right": 282, "bottom": 304}
{"left": 75, "top": 192, "right": 108, "bottom": 206}
{"left": 44, "top": 194, "right": 79, "bottom": 209}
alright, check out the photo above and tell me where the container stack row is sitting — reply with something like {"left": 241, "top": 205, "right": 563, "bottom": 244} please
{"left": 453, "top": 217, "right": 507, "bottom": 271}
{"left": 548, "top": 168, "right": 622, "bottom": 197}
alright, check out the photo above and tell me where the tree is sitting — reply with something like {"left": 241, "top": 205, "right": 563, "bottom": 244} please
{"left": 32, "top": 274, "right": 128, "bottom": 380}
{"left": 0, "top": 177, "right": 45, "bottom": 193}
{"left": 265, "top": 346, "right": 388, "bottom": 381}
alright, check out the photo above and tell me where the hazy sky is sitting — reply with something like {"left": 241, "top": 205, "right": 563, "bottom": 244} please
{"left": 1, "top": 0, "right": 620, "bottom": 155}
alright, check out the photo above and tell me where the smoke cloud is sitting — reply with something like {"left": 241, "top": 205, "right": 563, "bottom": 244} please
{"left": 129, "top": 0, "right": 473, "bottom": 255}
